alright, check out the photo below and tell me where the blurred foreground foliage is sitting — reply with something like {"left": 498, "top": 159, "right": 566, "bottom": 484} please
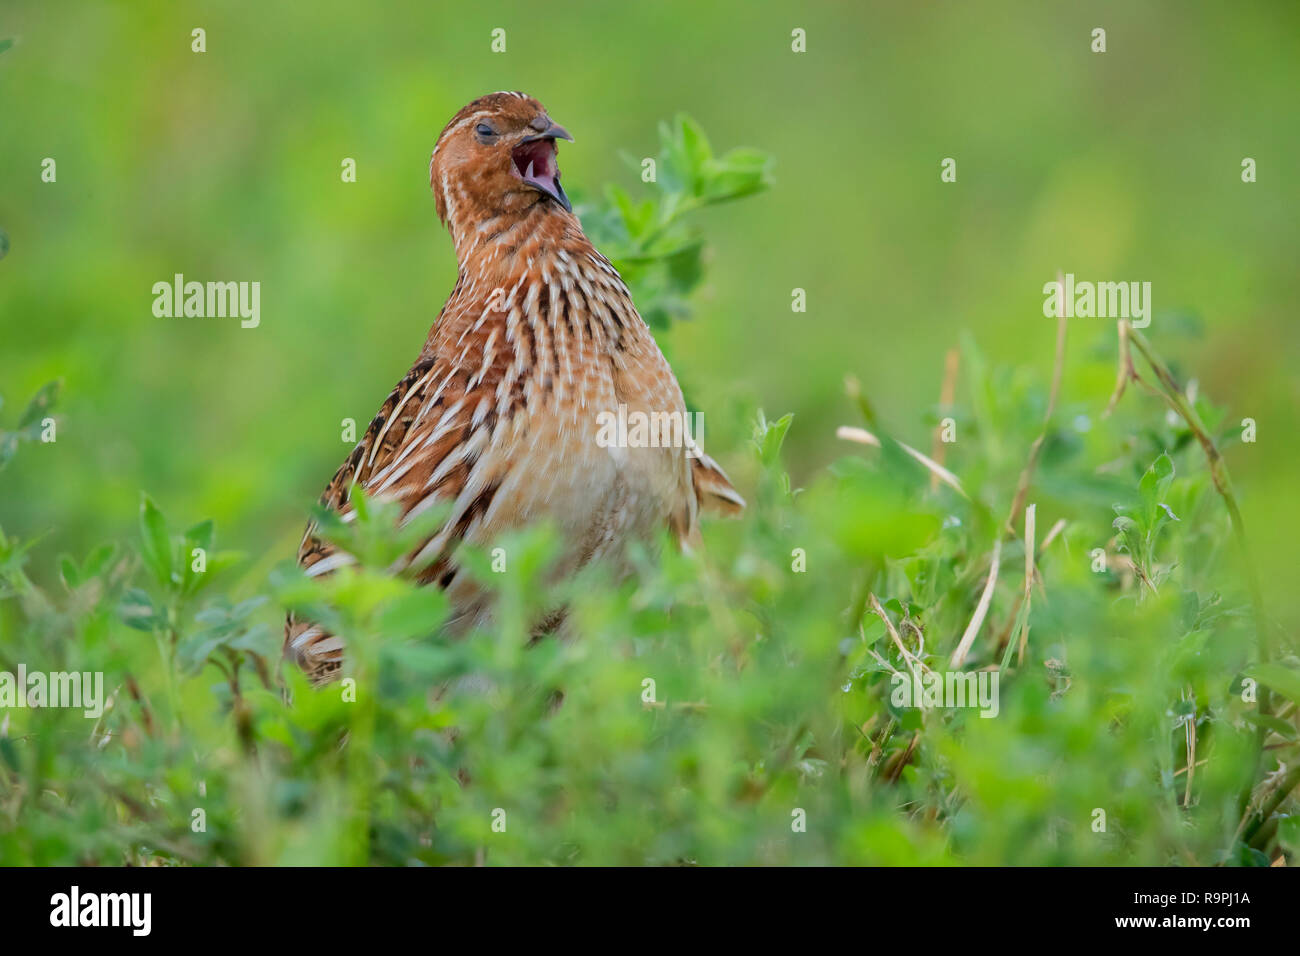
{"left": 1, "top": 121, "right": 1297, "bottom": 866}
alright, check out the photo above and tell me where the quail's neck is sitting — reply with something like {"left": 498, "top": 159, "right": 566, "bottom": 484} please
{"left": 451, "top": 202, "right": 586, "bottom": 279}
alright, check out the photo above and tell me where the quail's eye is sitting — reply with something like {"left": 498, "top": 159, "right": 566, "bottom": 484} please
{"left": 475, "top": 123, "right": 496, "bottom": 140}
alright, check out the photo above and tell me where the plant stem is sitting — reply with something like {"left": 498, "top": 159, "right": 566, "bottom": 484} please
{"left": 1245, "top": 763, "right": 1300, "bottom": 847}
{"left": 1125, "top": 326, "right": 1271, "bottom": 667}
{"left": 1123, "top": 324, "right": 1279, "bottom": 840}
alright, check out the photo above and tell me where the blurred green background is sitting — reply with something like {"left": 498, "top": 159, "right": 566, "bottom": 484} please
{"left": 2, "top": 0, "right": 1298, "bottom": 618}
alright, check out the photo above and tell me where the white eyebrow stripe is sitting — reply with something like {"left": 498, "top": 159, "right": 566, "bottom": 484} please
{"left": 430, "top": 109, "right": 497, "bottom": 158}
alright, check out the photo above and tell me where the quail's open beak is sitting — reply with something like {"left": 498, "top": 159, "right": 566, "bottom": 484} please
{"left": 511, "top": 123, "right": 574, "bottom": 212}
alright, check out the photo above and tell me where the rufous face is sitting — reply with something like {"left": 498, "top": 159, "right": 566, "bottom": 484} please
{"left": 429, "top": 92, "right": 574, "bottom": 229}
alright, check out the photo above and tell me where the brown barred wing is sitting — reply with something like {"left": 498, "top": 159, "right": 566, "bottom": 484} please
{"left": 283, "top": 354, "right": 481, "bottom": 682}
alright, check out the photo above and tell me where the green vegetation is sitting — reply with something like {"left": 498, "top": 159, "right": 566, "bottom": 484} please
{"left": 2, "top": 1, "right": 1298, "bottom": 866}
{"left": 3, "top": 120, "right": 1298, "bottom": 865}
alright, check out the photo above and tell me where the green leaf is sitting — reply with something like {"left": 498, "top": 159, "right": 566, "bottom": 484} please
{"left": 676, "top": 114, "right": 713, "bottom": 193}
{"left": 383, "top": 641, "right": 458, "bottom": 679}
{"left": 227, "top": 622, "right": 276, "bottom": 657}
{"left": 664, "top": 237, "right": 704, "bottom": 294}
{"left": 185, "top": 519, "right": 215, "bottom": 553}
{"left": 1278, "top": 816, "right": 1300, "bottom": 857}
{"left": 606, "top": 183, "right": 654, "bottom": 239}
{"left": 232, "top": 595, "right": 268, "bottom": 618}
{"left": 177, "top": 631, "right": 229, "bottom": 674}
{"left": 138, "top": 494, "right": 173, "bottom": 588}
{"left": 654, "top": 120, "right": 689, "bottom": 196}
{"left": 181, "top": 519, "right": 216, "bottom": 594}
{"left": 1246, "top": 663, "right": 1300, "bottom": 706}
{"left": 702, "top": 147, "right": 774, "bottom": 204}
{"left": 59, "top": 555, "right": 79, "bottom": 590}
{"left": 1139, "top": 453, "right": 1174, "bottom": 524}
{"left": 752, "top": 411, "right": 794, "bottom": 466}
{"left": 18, "top": 380, "right": 60, "bottom": 430}
{"left": 83, "top": 543, "right": 116, "bottom": 579}
{"left": 0, "top": 737, "right": 18, "bottom": 773}
{"left": 119, "top": 588, "right": 159, "bottom": 631}
{"left": 1242, "top": 711, "right": 1298, "bottom": 741}
{"left": 379, "top": 588, "right": 451, "bottom": 639}
{"left": 1111, "top": 514, "right": 1137, "bottom": 535}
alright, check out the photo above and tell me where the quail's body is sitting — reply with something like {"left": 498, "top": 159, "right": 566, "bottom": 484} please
{"left": 286, "top": 92, "right": 742, "bottom": 683}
